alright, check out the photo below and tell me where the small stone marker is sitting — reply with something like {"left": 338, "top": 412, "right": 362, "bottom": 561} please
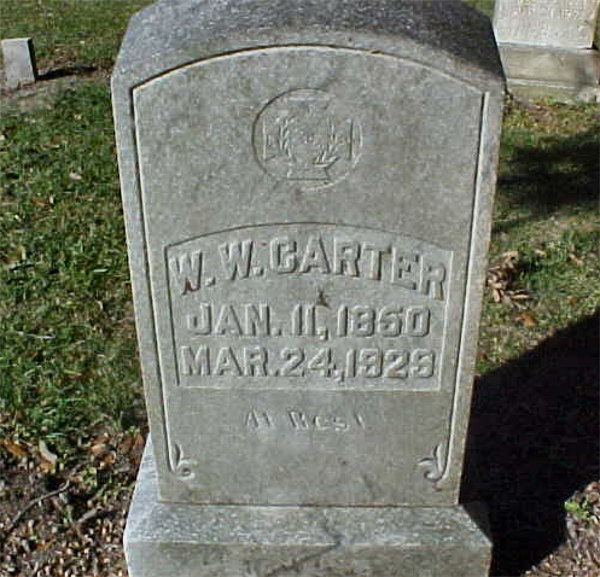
{"left": 494, "top": 0, "right": 600, "bottom": 101}
{"left": 113, "top": 1, "right": 504, "bottom": 575}
{"left": 1, "top": 38, "right": 37, "bottom": 90}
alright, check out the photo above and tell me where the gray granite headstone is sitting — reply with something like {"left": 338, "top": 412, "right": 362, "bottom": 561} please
{"left": 494, "top": 0, "right": 600, "bottom": 101}
{"left": 113, "top": 1, "right": 504, "bottom": 575}
{"left": 1, "top": 38, "right": 37, "bottom": 90}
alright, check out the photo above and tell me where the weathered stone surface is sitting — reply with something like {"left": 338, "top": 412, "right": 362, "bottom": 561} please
{"left": 493, "top": 0, "right": 600, "bottom": 49}
{"left": 112, "top": 0, "right": 504, "bottom": 507}
{"left": 498, "top": 44, "right": 600, "bottom": 102}
{"left": 494, "top": 0, "right": 600, "bottom": 102}
{"left": 124, "top": 439, "right": 492, "bottom": 577}
{"left": 1, "top": 38, "right": 37, "bottom": 89}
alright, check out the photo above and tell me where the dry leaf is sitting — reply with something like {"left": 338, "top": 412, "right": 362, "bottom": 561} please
{"left": 132, "top": 433, "right": 144, "bottom": 453}
{"left": 486, "top": 250, "right": 531, "bottom": 309}
{"left": 69, "top": 172, "right": 82, "bottom": 181}
{"left": 118, "top": 434, "right": 134, "bottom": 456}
{"left": 99, "top": 451, "right": 117, "bottom": 469}
{"left": 130, "top": 434, "right": 145, "bottom": 467}
{"left": 90, "top": 442, "right": 108, "bottom": 458}
{"left": 520, "top": 312, "right": 537, "bottom": 328}
{"left": 1, "top": 438, "right": 28, "bottom": 459}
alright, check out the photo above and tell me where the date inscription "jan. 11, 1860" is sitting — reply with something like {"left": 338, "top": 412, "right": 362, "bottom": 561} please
{"left": 165, "top": 223, "right": 452, "bottom": 391}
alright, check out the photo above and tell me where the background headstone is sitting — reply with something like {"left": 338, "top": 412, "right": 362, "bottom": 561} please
{"left": 1, "top": 38, "right": 37, "bottom": 90}
{"left": 494, "top": 0, "right": 600, "bottom": 49}
{"left": 494, "top": 0, "right": 600, "bottom": 101}
{"left": 113, "top": 1, "right": 504, "bottom": 575}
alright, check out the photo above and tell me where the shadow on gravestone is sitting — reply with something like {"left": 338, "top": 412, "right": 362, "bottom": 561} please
{"left": 462, "top": 311, "right": 600, "bottom": 576}
{"left": 496, "top": 126, "right": 599, "bottom": 225}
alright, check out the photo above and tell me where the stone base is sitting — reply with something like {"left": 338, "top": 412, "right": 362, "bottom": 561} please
{"left": 124, "top": 440, "right": 492, "bottom": 577}
{"left": 498, "top": 44, "right": 600, "bottom": 102}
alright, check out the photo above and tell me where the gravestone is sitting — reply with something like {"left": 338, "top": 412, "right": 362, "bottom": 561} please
{"left": 494, "top": 0, "right": 600, "bottom": 101}
{"left": 112, "top": 1, "right": 504, "bottom": 575}
{"left": 1, "top": 38, "right": 37, "bottom": 90}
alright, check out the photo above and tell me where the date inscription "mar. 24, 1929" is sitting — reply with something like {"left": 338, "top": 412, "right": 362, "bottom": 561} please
{"left": 164, "top": 223, "right": 452, "bottom": 391}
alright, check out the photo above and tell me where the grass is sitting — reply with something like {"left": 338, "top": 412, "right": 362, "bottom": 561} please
{"left": 565, "top": 495, "right": 595, "bottom": 522}
{"left": 0, "top": 0, "right": 152, "bottom": 71}
{"left": 0, "top": 0, "right": 598, "bottom": 463}
{"left": 0, "top": 83, "right": 142, "bottom": 460}
{"left": 467, "top": 0, "right": 495, "bottom": 17}
{"left": 477, "top": 101, "right": 600, "bottom": 372}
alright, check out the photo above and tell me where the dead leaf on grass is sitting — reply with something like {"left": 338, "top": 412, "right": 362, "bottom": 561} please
{"left": 487, "top": 250, "right": 531, "bottom": 308}
{"left": 130, "top": 433, "right": 145, "bottom": 467}
{"left": 1, "top": 439, "right": 28, "bottom": 459}
{"left": 31, "top": 196, "right": 47, "bottom": 207}
{"left": 519, "top": 311, "right": 537, "bottom": 328}
{"left": 90, "top": 441, "right": 108, "bottom": 458}
{"left": 99, "top": 451, "right": 117, "bottom": 470}
{"left": 118, "top": 434, "right": 134, "bottom": 456}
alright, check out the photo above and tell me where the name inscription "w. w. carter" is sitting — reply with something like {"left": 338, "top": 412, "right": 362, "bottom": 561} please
{"left": 165, "top": 224, "right": 452, "bottom": 391}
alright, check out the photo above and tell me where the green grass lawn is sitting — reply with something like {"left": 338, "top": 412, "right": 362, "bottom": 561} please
{"left": 0, "top": 0, "right": 152, "bottom": 71}
{"left": 0, "top": 84, "right": 142, "bottom": 459}
{"left": 478, "top": 101, "right": 600, "bottom": 372}
{"left": 0, "top": 0, "right": 598, "bottom": 479}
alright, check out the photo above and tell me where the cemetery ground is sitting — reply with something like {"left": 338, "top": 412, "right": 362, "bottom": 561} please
{"left": 0, "top": 1, "right": 599, "bottom": 576}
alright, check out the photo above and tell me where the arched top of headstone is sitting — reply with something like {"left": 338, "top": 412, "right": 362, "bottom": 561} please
{"left": 113, "top": 0, "right": 504, "bottom": 91}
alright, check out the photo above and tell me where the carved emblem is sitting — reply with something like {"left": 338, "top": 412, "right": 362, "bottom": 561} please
{"left": 253, "top": 89, "right": 362, "bottom": 186}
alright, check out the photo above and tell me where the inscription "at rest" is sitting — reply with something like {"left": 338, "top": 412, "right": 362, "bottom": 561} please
{"left": 245, "top": 408, "right": 366, "bottom": 432}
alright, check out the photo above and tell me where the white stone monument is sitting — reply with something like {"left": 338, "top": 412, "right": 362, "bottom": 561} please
{"left": 494, "top": 0, "right": 600, "bottom": 101}
{"left": 112, "top": 1, "right": 505, "bottom": 575}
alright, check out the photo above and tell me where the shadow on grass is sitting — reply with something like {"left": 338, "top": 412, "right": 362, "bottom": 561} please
{"left": 462, "top": 311, "right": 600, "bottom": 576}
{"left": 495, "top": 126, "right": 599, "bottom": 232}
{"left": 37, "top": 64, "right": 98, "bottom": 81}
